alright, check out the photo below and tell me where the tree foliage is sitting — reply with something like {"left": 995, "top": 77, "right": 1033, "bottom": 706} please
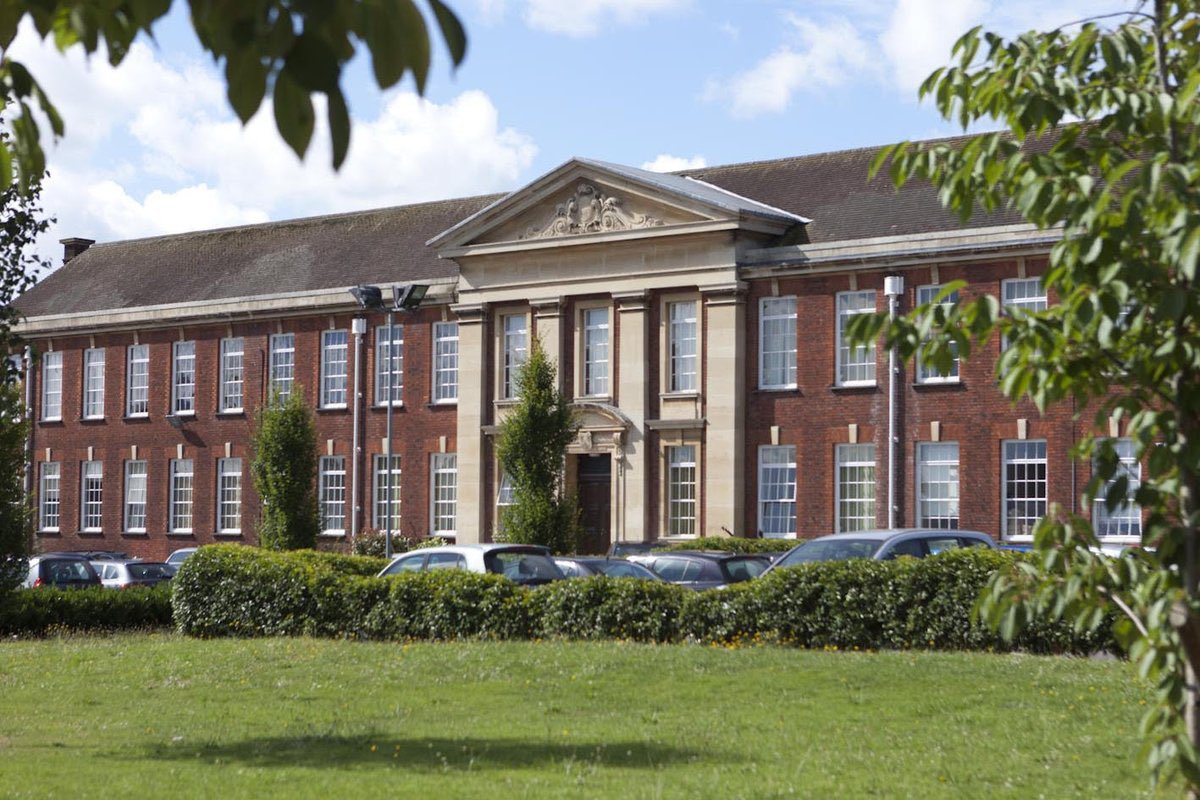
{"left": 0, "top": 381, "right": 30, "bottom": 594}
{"left": 854, "top": 1, "right": 1200, "bottom": 788}
{"left": 495, "top": 338, "right": 581, "bottom": 554}
{"left": 0, "top": 0, "right": 467, "bottom": 194}
{"left": 251, "top": 388, "right": 319, "bottom": 550}
{"left": 0, "top": 160, "right": 50, "bottom": 352}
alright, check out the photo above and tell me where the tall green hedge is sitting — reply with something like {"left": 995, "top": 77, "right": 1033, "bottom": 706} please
{"left": 171, "top": 545, "right": 1115, "bottom": 654}
{"left": 653, "top": 537, "right": 797, "bottom": 554}
{"left": 0, "top": 584, "right": 173, "bottom": 635}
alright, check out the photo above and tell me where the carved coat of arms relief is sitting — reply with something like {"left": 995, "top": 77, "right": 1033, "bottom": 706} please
{"left": 521, "top": 182, "right": 664, "bottom": 239}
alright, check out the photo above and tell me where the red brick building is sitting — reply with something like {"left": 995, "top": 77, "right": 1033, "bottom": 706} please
{"left": 13, "top": 139, "right": 1140, "bottom": 559}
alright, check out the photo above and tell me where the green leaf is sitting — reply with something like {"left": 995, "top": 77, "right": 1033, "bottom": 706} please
{"left": 0, "top": 1, "right": 22, "bottom": 49}
{"left": 225, "top": 50, "right": 268, "bottom": 123}
{"left": 1178, "top": 225, "right": 1200, "bottom": 281}
{"left": 272, "top": 70, "right": 315, "bottom": 161}
{"left": 0, "top": 141, "right": 11, "bottom": 193}
{"left": 428, "top": 0, "right": 467, "bottom": 66}
{"left": 327, "top": 86, "right": 351, "bottom": 170}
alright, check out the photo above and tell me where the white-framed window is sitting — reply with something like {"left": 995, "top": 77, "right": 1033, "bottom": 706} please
{"left": 81, "top": 460, "right": 104, "bottom": 532}
{"left": 169, "top": 458, "right": 194, "bottom": 533}
{"left": 836, "top": 290, "right": 876, "bottom": 386}
{"left": 126, "top": 344, "right": 149, "bottom": 417}
{"left": 82, "top": 348, "right": 105, "bottom": 419}
{"left": 666, "top": 444, "right": 697, "bottom": 536}
{"left": 758, "top": 445, "right": 796, "bottom": 538}
{"left": 668, "top": 301, "right": 698, "bottom": 393}
{"left": 321, "top": 330, "right": 349, "bottom": 408}
{"left": 501, "top": 314, "right": 527, "bottom": 400}
{"left": 219, "top": 337, "right": 244, "bottom": 413}
{"left": 836, "top": 443, "right": 876, "bottom": 532}
{"left": 916, "top": 442, "right": 959, "bottom": 529}
{"left": 433, "top": 321, "right": 459, "bottom": 403}
{"left": 172, "top": 341, "right": 196, "bottom": 415}
{"left": 1002, "top": 439, "right": 1047, "bottom": 539}
{"left": 374, "top": 324, "right": 404, "bottom": 406}
{"left": 124, "top": 460, "right": 147, "bottom": 533}
{"left": 759, "top": 296, "right": 797, "bottom": 390}
{"left": 38, "top": 461, "right": 60, "bottom": 531}
{"left": 373, "top": 454, "right": 402, "bottom": 531}
{"left": 41, "top": 351, "right": 63, "bottom": 421}
{"left": 269, "top": 333, "right": 295, "bottom": 403}
{"left": 582, "top": 306, "right": 610, "bottom": 397}
{"left": 319, "top": 456, "right": 346, "bottom": 535}
{"left": 431, "top": 453, "right": 458, "bottom": 535}
{"left": 915, "top": 285, "right": 960, "bottom": 383}
{"left": 1002, "top": 277, "right": 1047, "bottom": 350}
{"left": 496, "top": 470, "right": 515, "bottom": 534}
{"left": 1094, "top": 437, "right": 1141, "bottom": 538}
{"left": 217, "top": 457, "right": 242, "bottom": 534}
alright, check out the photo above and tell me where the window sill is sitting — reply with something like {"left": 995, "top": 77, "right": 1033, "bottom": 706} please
{"left": 319, "top": 531, "right": 346, "bottom": 538}
{"left": 217, "top": 410, "right": 246, "bottom": 417}
{"left": 216, "top": 531, "right": 243, "bottom": 537}
{"left": 912, "top": 380, "right": 964, "bottom": 390}
{"left": 122, "top": 530, "right": 148, "bottom": 537}
{"left": 318, "top": 405, "right": 348, "bottom": 413}
{"left": 36, "top": 529, "right": 60, "bottom": 536}
{"left": 39, "top": 418, "right": 64, "bottom": 425}
{"left": 576, "top": 394, "right": 613, "bottom": 404}
{"left": 660, "top": 391, "right": 700, "bottom": 400}
{"left": 80, "top": 417, "right": 106, "bottom": 423}
{"left": 831, "top": 383, "right": 878, "bottom": 393}
{"left": 428, "top": 400, "right": 458, "bottom": 409}
{"left": 124, "top": 414, "right": 150, "bottom": 421}
{"left": 756, "top": 385, "right": 799, "bottom": 394}
{"left": 167, "top": 531, "right": 195, "bottom": 537}
{"left": 373, "top": 403, "right": 405, "bottom": 410}
{"left": 172, "top": 411, "right": 196, "bottom": 418}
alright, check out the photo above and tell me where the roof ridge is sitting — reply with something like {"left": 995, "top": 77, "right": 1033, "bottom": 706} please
{"left": 83, "top": 192, "right": 506, "bottom": 251}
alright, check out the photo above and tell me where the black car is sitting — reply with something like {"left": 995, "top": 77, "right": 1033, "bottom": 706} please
{"left": 626, "top": 551, "right": 772, "bottom": 590}
{"left": 24, "top": 554, "right": 102, "bottom": 589}
{"left": 554, "top": 557, "right": 662, "bottom": 581}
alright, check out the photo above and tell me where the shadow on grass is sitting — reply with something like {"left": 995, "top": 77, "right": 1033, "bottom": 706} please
{"left": 138, "top": 734, "right": 710, "bottom": 771}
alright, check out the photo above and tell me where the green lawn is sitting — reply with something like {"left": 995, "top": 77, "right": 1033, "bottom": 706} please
{"left": 0, "top": 636, "right": 1169, "bottom": 798}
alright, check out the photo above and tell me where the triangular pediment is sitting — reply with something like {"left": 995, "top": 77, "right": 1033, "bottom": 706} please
{"left": 429, "top": 158, "right": 804, "bottom": 254}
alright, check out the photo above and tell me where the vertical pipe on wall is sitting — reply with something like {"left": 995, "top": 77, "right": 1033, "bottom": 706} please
{"left": 350, "top": 317, "right": 367, "bottom": 545}
{"left": 22, "top": 345, "right": 33, "bottom": 510}
{"left": 884, "top": 275, "right": 904, "bottom": 530}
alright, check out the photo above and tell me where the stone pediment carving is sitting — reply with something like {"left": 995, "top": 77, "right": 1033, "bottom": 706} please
{"left": 521, "top": 182, "right": 664, "bottom": 240}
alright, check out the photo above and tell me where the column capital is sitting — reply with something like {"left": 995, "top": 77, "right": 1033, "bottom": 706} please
{"left": 450, "top": 302, "right": 488, "bottom": 323}
{"left": 614, "top": 290, "right": 649, "bottom": 313}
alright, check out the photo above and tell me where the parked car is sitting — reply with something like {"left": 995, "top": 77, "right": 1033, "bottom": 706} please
{"left": 763, "top": 528, "right": 996, "bottom": 575}
{"left": 23, "top": 554, "right": 102, "bottom": 589}
{"left": 378, "top": 544, "right": 565, "bottom": 586}
{"left": 70, "top": 550, "right": 130, "bottom": 561}
{"left": 606, "top": 541, "right": 656, "bottom": 558}
{"left": 626, "top": 551, "right": 773, "bottom": 590}
{"left": 554, "top": 556, "right": 662, "bottom": 581}
{"left": 166, "top": 547, "right": 198, "bottom": 568}
{"left": 92, "top": 560, "right": 176, "bottom": 589}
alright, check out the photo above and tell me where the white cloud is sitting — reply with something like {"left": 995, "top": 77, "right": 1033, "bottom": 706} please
{"left": 705, "top": 14, "right": 873, "bottom": 118}
{"left": 879, "top": 0, "right": 988, "bottom": 93}
{"left": 9, "top": 21, "right": 537, "bottom": 269}
{"left": 523, "top": 0, "right": 689, "bottom": 37}
{"left": 641, "top": 154, "right": 706, "bottom": 172}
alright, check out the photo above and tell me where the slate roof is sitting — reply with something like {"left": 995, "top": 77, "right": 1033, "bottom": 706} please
{"left": 15, "top": 132, "right": 1025, "bottom": 319}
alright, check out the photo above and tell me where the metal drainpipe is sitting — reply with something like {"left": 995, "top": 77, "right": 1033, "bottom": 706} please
{"left": 884, "top": 275, "right": 905, "bottom": 530}
{"left": 350, "top": 317, "right": 367, "bottom": 545}
{"left": 22, "top": 345, "right": 33, "bottom": 508}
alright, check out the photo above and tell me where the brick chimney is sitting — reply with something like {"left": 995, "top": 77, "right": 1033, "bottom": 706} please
{"left": 60, "top": 237, "right": 95, "bottom": 264}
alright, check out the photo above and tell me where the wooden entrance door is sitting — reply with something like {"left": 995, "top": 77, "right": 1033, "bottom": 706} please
{"left": 577, "top": 454, "right": 611, "bottom": 554}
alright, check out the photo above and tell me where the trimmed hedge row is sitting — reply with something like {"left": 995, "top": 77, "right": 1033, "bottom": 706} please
{"left": 0, "top": 584, "right": 173, "bottom": 635}
{"left": 173, "top": 545, "right": 1114, "bottom": 654}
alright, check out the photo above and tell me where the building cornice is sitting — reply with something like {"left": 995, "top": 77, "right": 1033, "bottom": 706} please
{"left": 740, "top": 223, "right": 1060, "bottom": 278}
{"left": 16, "top": 280, "right": 458, "bottom": 338}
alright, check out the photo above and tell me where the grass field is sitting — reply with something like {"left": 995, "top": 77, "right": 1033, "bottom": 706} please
{"left": 0, "top": 636, "right": 1170, "bottom": 798}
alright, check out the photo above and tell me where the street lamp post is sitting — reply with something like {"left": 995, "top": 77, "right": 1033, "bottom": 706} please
{"left": 350, "top": 283, "right": 428, "bottom": 560}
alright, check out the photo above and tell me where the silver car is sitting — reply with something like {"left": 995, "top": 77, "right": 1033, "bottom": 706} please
{"left": 763, "top": 528, "right": 995, "bottom": 575}
{"left": 378, "top": 543, "right": 565, "bottom": 586}
{"left": 91, "top": 560, "right": 176, "bottom": 589}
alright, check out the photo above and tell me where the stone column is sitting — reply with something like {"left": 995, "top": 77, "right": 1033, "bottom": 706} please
{"left": 616, "top": 291, "right": 649, "bottom": 542}
{"left": 702, "top": 284, "right": 746, "bottom": 537}
{"left": 452, "top": 303, "right": 487, "bottom": 544}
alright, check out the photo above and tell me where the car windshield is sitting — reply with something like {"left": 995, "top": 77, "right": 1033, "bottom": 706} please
{"left": 722, "top": 557, "right": 769, "bottom": 582}
{"left": 46, "top": 559, "right": 95, "bottom": 582}
{"left": 776, "top": 539, "right": 883, "bottom": 566}
{"left": 128, "top": 563, "right": 172, "bottom": 579}
{"left": 484, "top": 551, "right": 563, "bottom": 584}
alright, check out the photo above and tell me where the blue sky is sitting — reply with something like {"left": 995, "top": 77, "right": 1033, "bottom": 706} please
{"left": 11, "top": 0, "right": 1115, "bottom": 269}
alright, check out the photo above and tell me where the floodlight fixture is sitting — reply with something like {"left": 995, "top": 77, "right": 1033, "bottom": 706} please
{"left": 350, "top": 284, "right": 384, "bottom": 310}
{"left": 393, "top": 283, "right": 428, "bottom": 312}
